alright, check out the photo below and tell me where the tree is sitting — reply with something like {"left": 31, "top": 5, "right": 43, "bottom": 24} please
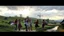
{"left": 15, "top": 15, "right": 17, "bottom": 17}
{"left": 20, "top": 14, "right": 22, "bottom": 18}
{"left": 46, "top": 19, "right": 49, "bottom": 23}
{"left": 4, "top": 17, "right": 8, "bottom": 20}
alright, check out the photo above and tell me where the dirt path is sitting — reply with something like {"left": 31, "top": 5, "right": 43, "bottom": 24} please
{"left": 16, "top": 30, "right": 36, "bottom": 32}
{"left": 58, "top": 26, "right": 64, "bottom": 32}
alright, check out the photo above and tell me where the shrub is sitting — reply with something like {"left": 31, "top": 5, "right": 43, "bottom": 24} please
{"left": 61, "top": 24, "right": 64, "bottom": 29}
{"left": 36, "top": 27, "right": 44, "bottom": 32}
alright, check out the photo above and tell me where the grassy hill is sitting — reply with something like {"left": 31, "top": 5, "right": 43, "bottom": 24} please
{"left": 0, "top": 15, "right": 61, "bottom": 32}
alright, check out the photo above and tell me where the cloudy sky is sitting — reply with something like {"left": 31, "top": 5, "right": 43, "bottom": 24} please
{"left": 0, "top": 6, "right": 64, "bottom": 20}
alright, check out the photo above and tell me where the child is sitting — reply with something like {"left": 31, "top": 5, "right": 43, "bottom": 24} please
{"left": 27, "top": 18, "right": 32, "bottom": 31}
{"left": 25, "top": 17, "right": 29, "bottom": 32}
{"left": 18, "top": 19, "right": 22, "bottom": 31}
{"left": 29, "top": 18, "right": 32, "bottom": 31}
{"left": 42, "top": 20, "right": 48, "bottom": 30}
{"left": 34, "top": 19, "right": 39, "bottom": 29}
{"left": 24, "top": 17, "right": 30, "bottom": 32}
{"left": 14, "top": 19, "right": 18, "bottom": 30}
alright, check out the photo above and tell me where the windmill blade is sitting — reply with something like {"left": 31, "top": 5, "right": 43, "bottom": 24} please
{"left": 38, "top": 15, "right": 41, "bottom": 17}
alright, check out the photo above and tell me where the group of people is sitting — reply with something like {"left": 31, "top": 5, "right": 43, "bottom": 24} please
{"left": 10, "top": 16, "right": 48, "bottom": 32}
{"left": 14, "top": 19, "right": 22, "bottom": 31}
{"left": 24, "top": 17, "right": 48, "bottom": 31}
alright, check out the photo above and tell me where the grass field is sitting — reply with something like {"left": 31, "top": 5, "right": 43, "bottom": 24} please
{"left": 0, "top": 16, "right": 63, "bottom": 32}
{"left": 0, "top": 21, "right": 61, "bottom": 32}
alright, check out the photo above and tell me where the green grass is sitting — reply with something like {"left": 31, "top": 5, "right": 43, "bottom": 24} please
{"left": 0, "top": 23, "right": 15, "bottom": 32}
{"left": 0, "top": 16, "right": 61, "bottom": 32}
{"left": 0, "top": 20, "right": 60, "bottom": 32}
{"left": 0, "top": 21, "right": 57, "bottom": 32}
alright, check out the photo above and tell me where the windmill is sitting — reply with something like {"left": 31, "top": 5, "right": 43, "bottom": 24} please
{"left": 37, "top": 15, "right": 41, "bottom": 19}
{"left": 20, "top": 14, "right": 22, "bottom": 18}
{"left": 37, "top": 13, "right": 43, "bottom": 19}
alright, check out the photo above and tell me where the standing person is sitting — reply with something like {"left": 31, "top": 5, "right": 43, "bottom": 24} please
{"left": 24, "top": 17, "right": 29, "bottom": 32}
{"left": 42, "top": 20, "right": 48, "bottom": 30}
{"left": 29, "top": 18, "right": 32, "bottom": 31}
{"left": 18, "top": 19, "right": 22, "bottom": 31}
{"left": 14, "top": 19, "right": 18, "bottom": 30}
{"left": 34, "top": 19, "right": 39, "bottom": 30}
{"left": 27, "top": 18, "right": 32, "bottom": 32}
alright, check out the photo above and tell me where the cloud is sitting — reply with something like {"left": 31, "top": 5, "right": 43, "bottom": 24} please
{"left": 6, "top": 6, "right": 18, "bottom": 10}
{"left": 34, "top": 6, "right": 64, "bottom": 10}
{"left": 5, "top": 6, "right": 64, "bottom": 11}
{"left": 0, "top": 6, "right": 64, "bottom": 20}
{"left": 29, "top": 8, "right": 64, "bottom": 20}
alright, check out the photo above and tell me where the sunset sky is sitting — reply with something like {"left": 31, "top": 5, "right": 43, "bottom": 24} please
{"left": 0, "top": 6, "right": 64, "bottom": 20}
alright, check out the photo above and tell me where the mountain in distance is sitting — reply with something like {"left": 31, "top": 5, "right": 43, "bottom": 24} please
{"left": 54, "top": 19, "right": 63, "bottom": 23}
